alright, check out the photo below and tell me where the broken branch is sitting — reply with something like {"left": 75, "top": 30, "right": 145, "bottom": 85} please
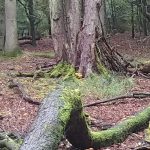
{"left": 9, "top": 79, "right": 41, "bottom": 105}
{"left": 84, "top": 92, "right": 150, "bottom": 107}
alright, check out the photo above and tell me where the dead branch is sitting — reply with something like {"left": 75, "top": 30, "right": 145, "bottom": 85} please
{"left": 9, "top": 79, "right": 41, "bottom": 105}
{"left": 84, "top": 93, "right": 150, "bottom": 107}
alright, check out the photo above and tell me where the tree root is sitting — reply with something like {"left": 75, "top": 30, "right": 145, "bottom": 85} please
{"left": 8, "top": 79, "right": 41, "bottom": 105}
{"left": 84, "top": 92, "right": 150, "bottom": 107}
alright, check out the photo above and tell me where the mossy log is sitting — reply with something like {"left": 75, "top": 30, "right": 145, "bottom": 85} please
{"left": 18, "top": 89, "right": 150, "bottom": 150}
{"left": 0, "top": 132, "right": 20, "bottom": 150}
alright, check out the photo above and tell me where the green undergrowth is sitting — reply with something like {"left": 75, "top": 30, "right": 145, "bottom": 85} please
{"left": 17, "top": 77, "right": 57, "bottom": 100}
{"left": 49, "top": 62, "right": 75, "bottom": 80}
{"left": 63, "top": 74, "right": 134, "bottom": 99}
{"left": 0, "top": 49, "right": 22, "bottom": 59}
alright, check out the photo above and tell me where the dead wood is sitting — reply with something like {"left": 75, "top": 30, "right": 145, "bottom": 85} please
{"left": 19, "top": 41, "right": 33, "bottom": 46}
{"left": 0, "top": 132, "right": 20, "bottom": 150}
{"left": 15, "top": 69, "right": 51, "bottom": 79}
{"left": 8, "top": 79, "right": 41, "bottom": 105}
{"left": 84, "top": 92, "right": 150, "bottom": 107}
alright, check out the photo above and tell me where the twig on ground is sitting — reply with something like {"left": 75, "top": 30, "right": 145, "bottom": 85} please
{"left": 8, "top": 79, "right": 41, "bottom": 105}
{"left": 84, "top": 93, "right": 150, "bottom": 107}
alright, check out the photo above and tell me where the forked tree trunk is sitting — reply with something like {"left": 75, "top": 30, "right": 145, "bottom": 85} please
{"left": 49, "top": 0, "right": 104, "bottom": 76}
{"left": 5, "top": 0, "right": 18, "bottom": 52}
{"left": 49, "top": 0, "right": 128, "bottom": 77}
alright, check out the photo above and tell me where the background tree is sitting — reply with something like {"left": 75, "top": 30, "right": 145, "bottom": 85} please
{"left": 0, "top": 0, "right": 5, "bottom": 50}
{"left": 5, "top": 0, "right": 18, "bottom": 52}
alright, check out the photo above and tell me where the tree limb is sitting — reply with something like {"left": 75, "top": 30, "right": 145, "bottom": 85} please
{"left": 9, "top": 79, "right": 41, "bottom": 105}
{"left": 84, "top": 92, "right": 150, "bottom": 107}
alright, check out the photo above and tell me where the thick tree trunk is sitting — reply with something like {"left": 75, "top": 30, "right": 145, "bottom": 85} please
{"left": 5, "top": 0, "right": 18, "bottom": 52}
{"left": 49, "top": 0, "right": 128, "bottom": 76}
{"left": 49, "top": 0, "right": 81, "bottom": 64}
{"left": 77, "top": 0, "right": 102, "bottom": 76}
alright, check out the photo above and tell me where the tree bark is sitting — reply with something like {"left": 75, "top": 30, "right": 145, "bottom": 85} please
{"left": 28, "top": 0, "right": 36, "bottom": 46}
{"left": 49, "top": 0, "right": 128, "bottom": 77}
{"left": 5, "top": 0, "right": 18, "bottom": 52}
{"left": 77, "top": 0, "right": 102, "bottom": 76}
{"left": 49, "top": 0, "right": 81, "bottom": 63}
{"left": 0, "top": 0, "right": 5, "bottom": 50}
{"left": 20, "top": 89, "right": 67, "bottom": 150}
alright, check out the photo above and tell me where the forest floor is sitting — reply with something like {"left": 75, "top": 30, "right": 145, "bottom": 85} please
{"left": 0, "top": 32, "right": 150, "bottom": 150}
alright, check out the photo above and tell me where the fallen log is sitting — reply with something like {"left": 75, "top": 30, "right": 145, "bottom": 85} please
{"left": 19, "top": 89, "right": 150, "bottom": 149}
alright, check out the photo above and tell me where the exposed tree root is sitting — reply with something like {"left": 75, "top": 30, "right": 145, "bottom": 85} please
{"left": 8, "top": 79, "right": 41, "bottom": 105}
{"left": 95, "top": 37, "right": 132, "bottom": 74}
{"left": 84, "top": 92, "right": 150, "bottom": 107}
{"left": 15, "top": 69, "right": 51, "bottom": 79}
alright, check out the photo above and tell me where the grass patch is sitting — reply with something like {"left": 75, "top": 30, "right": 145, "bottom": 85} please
{"left": 0, "top": 49, "right": 22, "bottom": 59}
{"left": 63, "top": 74, "right": 134, "bottom": 99}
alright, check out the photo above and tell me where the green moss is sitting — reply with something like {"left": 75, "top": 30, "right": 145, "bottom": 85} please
{"left": 90, "top": 106, "right": 150, "bottom": 149}
{"left": 53, "top": 89, "right": 150, "bottom": 149}
{"left": 60, "top": 89, "right": 81, "bottom": 123}
{"left": 96, "top": 62, "right": 110, "bottom": 79}
{"left": 49, "top": 62, "right": 75, "bottom": 80}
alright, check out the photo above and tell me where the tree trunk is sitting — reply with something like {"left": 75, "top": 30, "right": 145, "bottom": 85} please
{"left": 0, "top": 0, "right": 5, "bottom": 51}
{"left": 77, "top": 0, "right": 102, "bottom": 76}
{"left": 142, "top": 0, "right": 148, "bottom": 36}
{"left": 49, "top": 0, "right": 81, "bottom": 64}
{"left": 28, "top": 0, "right": 36, "bottom": 46}
{"left": 49, "top": 0, "right": 128, "bottom": 77}
{"left": 131, "top": 2, "right": 135, "bottom": 38}
{"left": 5, "top": 0, "right": 18, "bottom": 52}
{"left": 18, "top": 89, "right": 150, "bottom": 150}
